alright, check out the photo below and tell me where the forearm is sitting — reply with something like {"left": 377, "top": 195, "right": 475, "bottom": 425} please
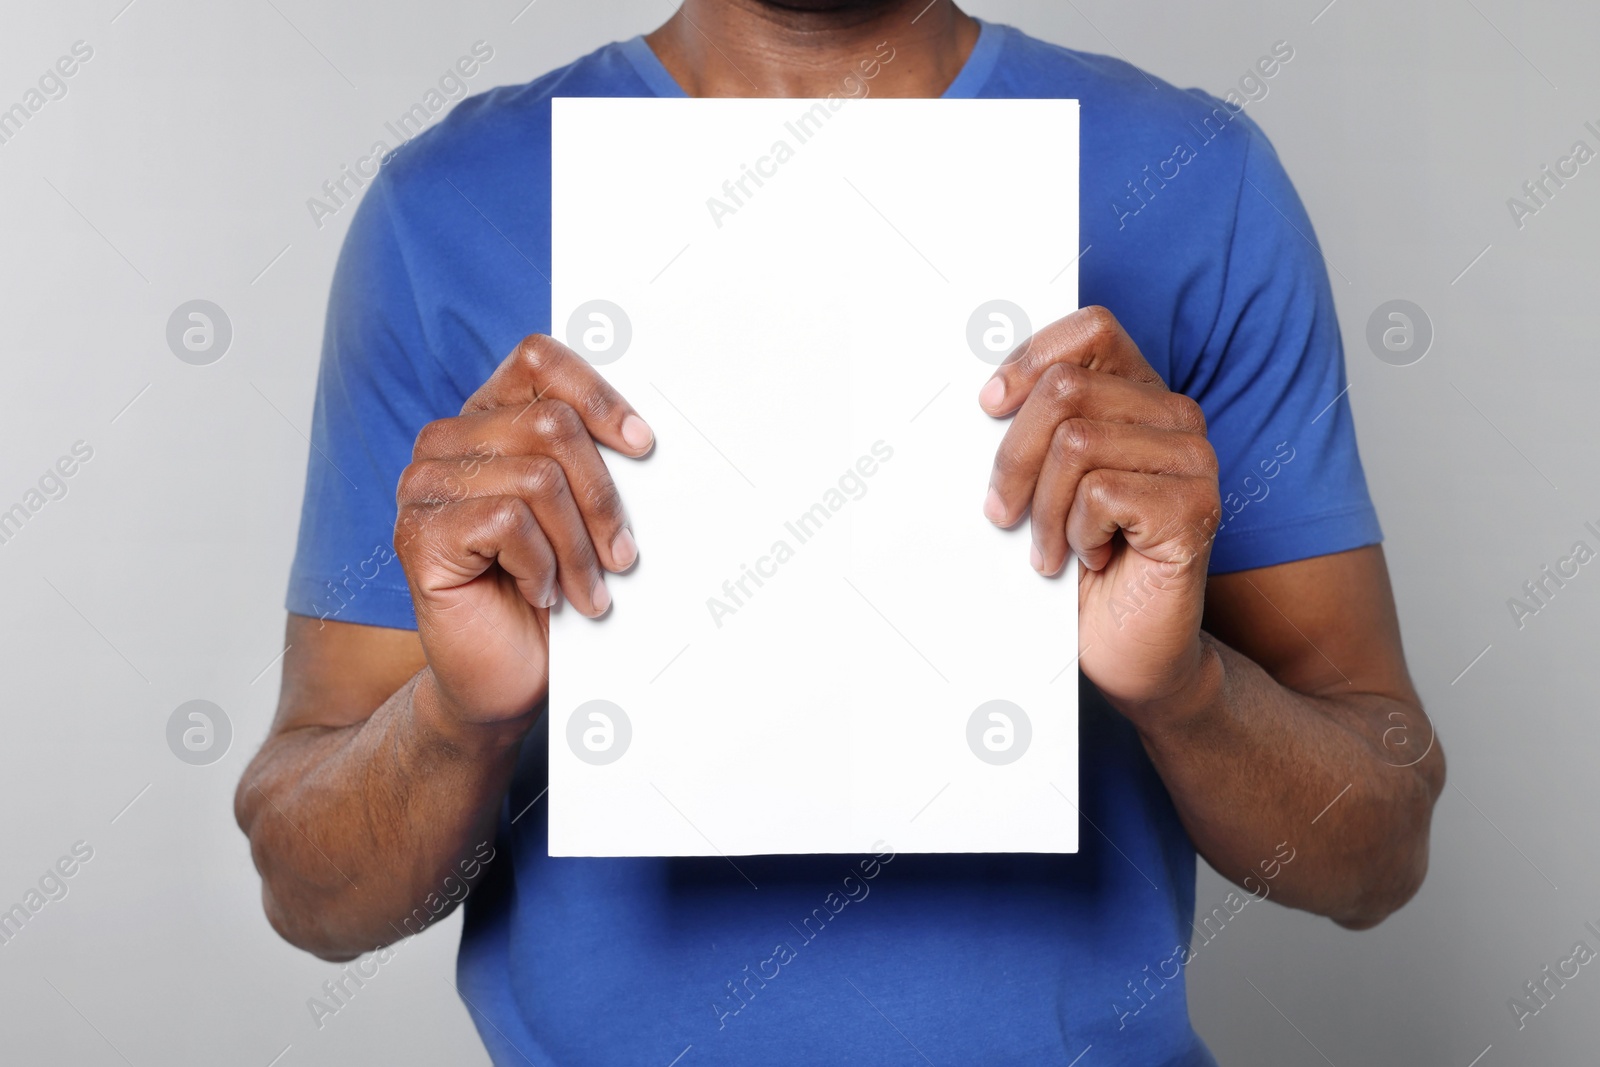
{"left": 1131, "top": 633, "right": 1445, "bottom": 927}
{"left": 235, "top": 670, "right": 532, "bottom": 960}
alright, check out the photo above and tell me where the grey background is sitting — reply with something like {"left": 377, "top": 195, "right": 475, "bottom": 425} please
{"left": 0, "top": 0, "right": 1593, "bottom": 1063}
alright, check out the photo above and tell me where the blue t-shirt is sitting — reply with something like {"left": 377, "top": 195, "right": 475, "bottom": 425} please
{"left": 288, "top": 21, "right": 1380, "bottom": 1067}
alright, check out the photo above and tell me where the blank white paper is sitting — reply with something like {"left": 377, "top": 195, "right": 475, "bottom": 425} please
{"left": 549, "top": 96, "right": 1080, "bottom": 856}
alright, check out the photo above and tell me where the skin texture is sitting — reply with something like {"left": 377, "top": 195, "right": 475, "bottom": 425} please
{"left": 236, "top": 1, "right": 1443, "bottom": 962}
{"left": 646, "top": 0, "right": 982, "bottom": 98}
{"left": 976, "top": 307, "right": 1442, "bottom": 929}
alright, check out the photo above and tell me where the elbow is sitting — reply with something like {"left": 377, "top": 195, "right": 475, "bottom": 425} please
{"left": 260, "top": 884, "right": 368, "bottom": 963}
{"left": 246, "top": 829, "right": 385, "bottom": 962}
{"left": 1335, "top": 736, "right": 1447, "bottom": 930}
{"left": 1333, "top": 845, "right": 1430, "bottom": 930}
{"left": 236, "top": 762, "right": 380, "bottom": 962}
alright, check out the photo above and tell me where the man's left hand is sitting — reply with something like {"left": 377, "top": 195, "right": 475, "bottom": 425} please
{"left": 979, "top": 305, "right": 1221, "bottom": 714}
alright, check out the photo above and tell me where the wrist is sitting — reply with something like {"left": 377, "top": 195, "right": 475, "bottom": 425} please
{"left": 408, "top": 670, "right": 538, "bottom": 761}
{"left": 1117, "top": 634, "right": 1228, "bottom": 743}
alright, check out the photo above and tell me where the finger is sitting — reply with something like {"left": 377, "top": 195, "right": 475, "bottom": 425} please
{"left": 512, "top": 456, "right": 611, "bottom": 617}
{"left": 407, "top": 401, "right": 636, "bottom": 572}
{"left": 985, "top": 363, "right": 1208, "bottom": 527}
{"left": 462, "top": 334, "right": 654, "bottom": 456}
{"left": 979, "top": 306, "right": 1164, "bottom": 416}
{"left": 1066, "top": 469, "right": 1220, "bottom": 573}
{"left": 397, "top": 495, "right": 559, "bottom": 610}
{"left": 1028, "top": 422, "right": 1215, "bottom": 576}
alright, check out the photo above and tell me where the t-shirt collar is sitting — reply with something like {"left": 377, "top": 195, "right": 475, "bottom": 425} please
{"left": 620, "top": 18, "right": 1003, "bottom": 100}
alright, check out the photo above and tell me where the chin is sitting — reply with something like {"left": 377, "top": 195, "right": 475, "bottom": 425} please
{"left": 748, "top": 0, "right": 907, "bottom": 12}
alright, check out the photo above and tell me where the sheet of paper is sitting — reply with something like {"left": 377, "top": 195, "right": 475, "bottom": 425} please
{"left": 549, "top": 96, "right": 1080, "bottom": 856}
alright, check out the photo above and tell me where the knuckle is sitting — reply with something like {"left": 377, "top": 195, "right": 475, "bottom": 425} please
{"left": 520, "top": 455, "right": 568, "bottom": 499}
{"left": 1171, "top": 393, "right": 1207, "bottom": 434}
{"left": 579, "top": 386, "right": 619, "bottom": 424}
{"left": 584, "top": 476, "right": 624, "bottom": 520}
{"left": 1049, "top": 419, "right": 1094, "bottom": 466}
{"left": 1078, "top": 305, "right": 1119, "bottom": 340}
{"left": 1003, "top": 342, "right": 1039, "bottom": 376}
{"left": 530, "top": 401, "right": 582, "bottom": 441}
{"left": 1190, "top": 473, "right": 1223, "bottom": 511}
{"left": 413, "top": 418, "right": 455, "bottom": 457}
{"left": 399, "top": 463, "right": 457, "bottom": 506}
{"left": 399, "top": 461, "right": 470, "bottom": 508}
{"left": 1042, "top": 362, "right": 1086, "bottom": 408}
{"left": 395, "top": 498, "right": 451, "bottom": 557}
{"left": 395, "top": 462, "right": 429, "bottom": 504}
{"left": 513, "top": 333, "right": 560, "bottom": 373}
{"left": 1079, "top": 467, "right": 1116, "bottom": 506}
{"left": 487, "top": 495, "right": 533, "bottom": 538}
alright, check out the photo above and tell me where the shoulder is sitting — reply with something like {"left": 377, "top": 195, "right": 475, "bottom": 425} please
{"left": 988, "top": 22, "right": 1293, "bottom": 132}
{"left": 981, "top": 25, "right": 1305, "bottom": 378}
{"left": 980, "top": 21, "right": 1298, "bottom": 206}
{"left": 376, "top": 38, "right": 644, "bottom": 205}
{"left": 322, "top": 42, "right": 651, "bottom": 391}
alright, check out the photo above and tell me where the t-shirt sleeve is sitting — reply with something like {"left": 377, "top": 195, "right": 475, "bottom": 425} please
{"left": 1178, "top": 116, "right": 1383, "bottom": 574}
{"left": 285, "top": 174, "right": 462, "bottom": 630}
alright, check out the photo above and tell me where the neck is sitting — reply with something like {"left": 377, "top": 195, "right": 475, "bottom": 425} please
{"left": 645, "top": 0, "right": 979, "bottom": 98}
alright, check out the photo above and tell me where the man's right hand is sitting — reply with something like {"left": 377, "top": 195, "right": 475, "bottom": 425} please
{"left": 394, "top": 334, "right": 654, "bottom": 727}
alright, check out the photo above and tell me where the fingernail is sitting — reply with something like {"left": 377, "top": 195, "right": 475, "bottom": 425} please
{"left": 621, "top": 414, "right": 654, "bottom": 452}
{"left": 590, "top": 578, "right": 611, "bottom": 616}
{"left": 983, "top": 487, "right": 1007, "bottom": 524}
{"left": 542, "top": 586, "right": 559, "bottom": 609}
{"left": 1030, "top": 543, "right": 1045, "bottom": 573}
{"left": 978, "top": 377, "right": 1005, "bottom": 411}
{"left": 611, "top": 527, "right": 638, "bottom": 570}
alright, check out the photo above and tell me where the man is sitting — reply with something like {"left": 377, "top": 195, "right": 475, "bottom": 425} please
{"left": 236, "top": 2, "right": 1444, "bottom": 1063}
